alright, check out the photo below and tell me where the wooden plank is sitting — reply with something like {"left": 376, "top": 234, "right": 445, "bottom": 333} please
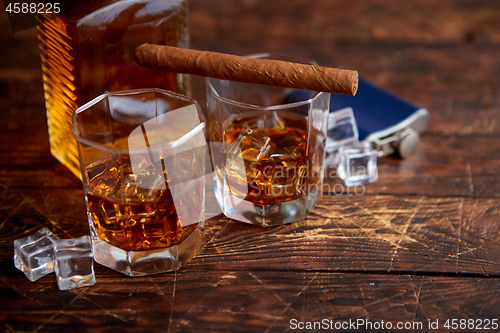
{"left": 325, "top": 134, "right": 500, "bottom": 198}
{"left": 1, "top": 268, "right": 499, "bottom": 332}
{"left": 460, "top": 199, "right": 500, "bottom": 275}
{"left": 2, "top": 189, "right": 499, "bottom": 276}
{"left": 189, "top": 0, "right": 500, "bottom": 45}
{"left": 195, "top": 195, "right": 500, "bottom": 276}
{"left": 169, "top": 271, "right": 416, "bottom": 331}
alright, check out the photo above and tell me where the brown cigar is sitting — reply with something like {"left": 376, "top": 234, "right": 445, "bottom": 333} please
{"left": 134, "top": 44, "right": 358, "bottom": 96}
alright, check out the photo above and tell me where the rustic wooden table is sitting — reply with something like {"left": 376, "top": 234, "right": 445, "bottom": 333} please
{"left": 1, "top": 1, "right": 500, "bottom": 332}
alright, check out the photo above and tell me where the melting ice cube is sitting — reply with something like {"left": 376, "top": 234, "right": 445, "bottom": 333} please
{"left": 52, "top": 235, "right": 95, "bottom": 291}
{"left": 243, "top": 111, "right": 287, "bottom": 135}
{"left": 14, "top": 228, "right": 59, "bottom": 282}
{"left": 227, "top": 127, "right": 274, "bottom": 162}
{"left": 115, "top": 171, "right": 166, "bottom": 203}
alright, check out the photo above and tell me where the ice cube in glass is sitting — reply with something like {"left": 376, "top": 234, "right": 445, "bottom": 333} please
{"left": 228, "top": 127, "right": 274, "bottom": 162}
{"left": 244, "top": 112, "right": 287, "bottom": 134}
{"left": 52, "top": 236, "right": 95, "bottom": 291}
{"left": 337, "top": 142, "right": 378, "bottom": 187}
{"left": 14, "top": 227, "right": 59, "bottom": 282}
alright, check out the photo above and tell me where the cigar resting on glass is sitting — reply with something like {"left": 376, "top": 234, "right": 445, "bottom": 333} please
{"left": 134, "top": 44, "right": 358, "bottom": 96}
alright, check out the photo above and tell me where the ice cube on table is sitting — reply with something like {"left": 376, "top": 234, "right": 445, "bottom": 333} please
{"left": 325, "top": 140, "right": 362, "bottom": 167}
{"left": 14, "top": 228, "right": 59, "bottom": 282}
{"left": 337, "top": 142, "right": 378, "bottom": 187}
{"left": 52, "top": 235, "right": 95, "bottom": 291}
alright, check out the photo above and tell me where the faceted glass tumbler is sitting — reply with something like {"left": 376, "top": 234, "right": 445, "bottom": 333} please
{"left": 206, "top": 54, "right": 330, "bottom": 226}
{"left": 52, "top": 236, "right": 95, "bottom": 291}
{"left": 337, "top": 142, "right": 378, "bottom": 187}
{"left": 14, "top": 228, "right": 59, "bottom": 282}
{"left": 73, "top": 89, "right": 206, "bottom": 276}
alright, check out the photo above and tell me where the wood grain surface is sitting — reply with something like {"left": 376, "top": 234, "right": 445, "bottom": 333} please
{"left": 1, "top": 0, "right": 499, "bottom": 332}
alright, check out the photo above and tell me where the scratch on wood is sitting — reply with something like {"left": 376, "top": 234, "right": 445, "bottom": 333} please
{"left": 183, "top": 273, "right": 237, "bottom": 315}
{"left": 457, "top": 199, "right": 487, "bottom": 275}
{"left": 464, "top": 243, "right": 487, "bottom": 276}
{"left": 247, "top": 271, "right": 296, "bottom": 316}
{"left": 389, "top": 198, "right": 424, "bottom": 272}
{"left": 32, "top": 293, "right": 80, "bottom": 332}
{"left": 331, "top": 219, "right": 367, "bottom": 271}
{"left": 409, "top": 275, "right": 427, "bottom": 322}
{"left": 37, "top": 189, "right": 74, "bottom": 239}
{"left": 149, "top": 275, "right": 167, "bottom": 297}
{"left": 361, "top": 283, "right": 409, "bottom": 315}
{"left": 168, "top": 271, "right": 178, "bottom": 333}
{"left": 221, "top": 274, "right": 237, "bottom": 279}
{"left": 350, "top": 201, "right": 420, "bottom": 250}
{"left": 457, "top": 198, "right": 463, "bottom": 274}
{"left": 397, "top": 276, "right": 412, "bottom": 319}
{"left": 262, "top": 272, "right": 319, "bottom": 333}
{"left": 204, "top": 218, "right": 231, "bottom": 249}
{"left": 76, "top": 288, "right": 144, "bottom": 325}
{"left": 468, "top": 162, "right": 475, "bottom": 196}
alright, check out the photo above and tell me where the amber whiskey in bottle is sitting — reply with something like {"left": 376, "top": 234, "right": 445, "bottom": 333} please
{"left": 37, "top": 0, "right": 190, "bottom": 177}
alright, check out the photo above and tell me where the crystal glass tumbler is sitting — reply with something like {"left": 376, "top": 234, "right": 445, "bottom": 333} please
{"left": 73, "top": 89, "right": 206, "bottom": 276}
{"left": 206, "top": 54, "right": 330, "bottom": 226}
